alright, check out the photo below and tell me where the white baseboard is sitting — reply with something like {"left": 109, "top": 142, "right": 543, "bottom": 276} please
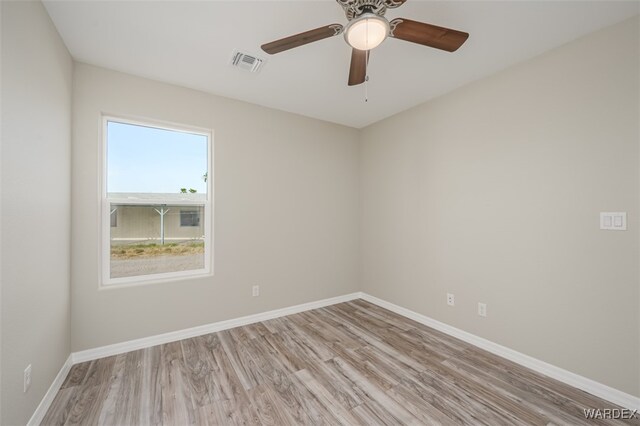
{"left": 72, "top": 292, "right": 362, "bottom": 364}
{"left": 360, "top": 292, "right": 640, "bottom": 411}
{"left": 27, "top": 354, "right": 73, "bottom": 426}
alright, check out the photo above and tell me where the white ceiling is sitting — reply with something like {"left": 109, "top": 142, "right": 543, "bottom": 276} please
{"left": 43, "top": 1, "right": 639, "bottom": 128}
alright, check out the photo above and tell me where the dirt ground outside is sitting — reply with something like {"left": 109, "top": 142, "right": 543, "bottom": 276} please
{"left": 111, "top": 254, "right": 204, "bottom": 278}
{"left": 110, "top": 241, "right": 205, "bottom": 278}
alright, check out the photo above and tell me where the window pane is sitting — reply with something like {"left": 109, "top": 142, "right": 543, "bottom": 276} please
{"left": 105, "top": 119, "right": 210, "bottom": 284}
{"left": 109, "top": 203, "right": 205, "bottom": 279}
{"left": 180, "top": 209, "right": 200, "bottom": 227}
{"left": 107, "top": 121, "right": 208, "bottom": 195}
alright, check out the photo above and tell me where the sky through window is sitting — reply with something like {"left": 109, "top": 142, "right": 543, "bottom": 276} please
{"left": 107, "top": 121, "right": 208, "bottom": 194}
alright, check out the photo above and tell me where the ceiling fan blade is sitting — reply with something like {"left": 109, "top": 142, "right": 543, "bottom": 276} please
{"left": 261, "top": 24, "right": 343, "bottom": 54}
{"left": 348, "top": 49, "right": 369, "bottom": 86}
{"left": 389, "top": 18, "right": 469, "bottom": 52}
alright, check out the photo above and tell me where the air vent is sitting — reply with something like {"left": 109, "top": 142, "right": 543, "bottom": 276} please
{"left": 231, "top": 50, "right": 265, "bottom": 73}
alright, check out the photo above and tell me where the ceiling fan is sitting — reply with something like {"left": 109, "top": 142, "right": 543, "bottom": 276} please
{"left": 261, "top": 0, "right": 469, "bottom": 86}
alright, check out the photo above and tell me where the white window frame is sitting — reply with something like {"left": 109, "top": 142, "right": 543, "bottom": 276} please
{"left": 101, "top": 115, "right": 213, "bottom": 288}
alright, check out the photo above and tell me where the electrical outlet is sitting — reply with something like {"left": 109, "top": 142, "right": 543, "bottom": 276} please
{"left": 252, "top": 285, "right": 260, "bottom": 297}
{"left": 478, "top": 303, "right": 487, "bottom": 317}
{"left": 24, "top": 364, "right": 32, "bottom": 393}
{"left": 446, "top": 293, "right": 455, "bottom": 306}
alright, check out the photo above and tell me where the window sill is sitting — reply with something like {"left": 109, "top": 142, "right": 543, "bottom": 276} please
{"left": 100, "top": 268, "right": 213, "bottom": 290}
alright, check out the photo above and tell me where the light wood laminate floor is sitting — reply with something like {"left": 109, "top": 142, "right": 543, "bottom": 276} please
{"left": 42, "top": 300, "right": 637, "bottom": 425}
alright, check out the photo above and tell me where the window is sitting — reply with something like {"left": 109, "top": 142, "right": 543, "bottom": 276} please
{"left": 102, "top": 117, "right": 212, "bottom": 286}
{"left": 180, "top": 210, "right": 200, "bottom": 227}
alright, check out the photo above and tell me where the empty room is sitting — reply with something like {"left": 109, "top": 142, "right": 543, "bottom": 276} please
{"left": 1, "top": 0, "right": 639, "bottom": 424}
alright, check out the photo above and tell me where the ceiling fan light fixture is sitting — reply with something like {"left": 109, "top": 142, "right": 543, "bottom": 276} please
{"left": 344, "top": 13, "right": 389, "bottom": 51}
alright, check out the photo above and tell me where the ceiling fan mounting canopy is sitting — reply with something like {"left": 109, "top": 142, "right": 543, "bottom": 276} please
{"left": 336, "top": 0, "right": 406, "bottom": 20}
{"left": 260, "top": 0, "right": 469, "bottom": 86}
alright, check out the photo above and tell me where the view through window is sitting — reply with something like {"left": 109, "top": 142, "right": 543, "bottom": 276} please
{"left": 104, "top": 118, "right": 211, "bottom": 284}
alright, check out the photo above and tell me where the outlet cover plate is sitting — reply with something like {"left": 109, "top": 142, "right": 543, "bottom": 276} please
{"left": 478, "top": 303, "right": 487, "bottom": 317}
{"left": 446, "top": 293, "right": 455, "bottom": 306}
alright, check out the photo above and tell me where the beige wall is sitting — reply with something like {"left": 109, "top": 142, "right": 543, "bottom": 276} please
{"left": 1, "top": 1, "right": 73, "bottom": 424}
{"left": 71, "top": 63, "right": 360, "bottom": 351}
{"left": 360, "top": 17, "right": 639, "bottom": 397}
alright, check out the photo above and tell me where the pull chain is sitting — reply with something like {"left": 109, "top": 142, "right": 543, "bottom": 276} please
{"left": 365, "top": 19, "right": 369, "bottom": 102}
{"left": 365, "top": 72, "right": 369, "bottom": 102}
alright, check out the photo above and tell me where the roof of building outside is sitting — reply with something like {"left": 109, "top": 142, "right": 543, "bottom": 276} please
{"left": 108, "top": 192, "right": 207, "bottom": 202}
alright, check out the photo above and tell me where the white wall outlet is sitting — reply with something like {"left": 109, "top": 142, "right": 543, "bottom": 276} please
{"left": 24, "top": 364, "right": 32, "bottom": 393}
{"left": 478, "top": 303, "right": 487, "bottom": 317}
{"left": 446, "top": 293, "right": 455, "bottom": 306}
{"left": 252, "top": 285, "right": 260, "bottom": 297}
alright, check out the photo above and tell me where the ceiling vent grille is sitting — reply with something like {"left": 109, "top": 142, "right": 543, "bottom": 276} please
{"left": 231, "top": 50, "right": 265, "bottom": 73}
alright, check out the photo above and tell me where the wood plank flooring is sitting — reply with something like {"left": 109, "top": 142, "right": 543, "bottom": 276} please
{"left": 42, "top": 300, "right": 637, "bottom": 425}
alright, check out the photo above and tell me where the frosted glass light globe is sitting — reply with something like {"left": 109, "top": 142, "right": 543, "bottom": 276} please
{"left": 344, "top": 13, "right": 390, "bottom": 51}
